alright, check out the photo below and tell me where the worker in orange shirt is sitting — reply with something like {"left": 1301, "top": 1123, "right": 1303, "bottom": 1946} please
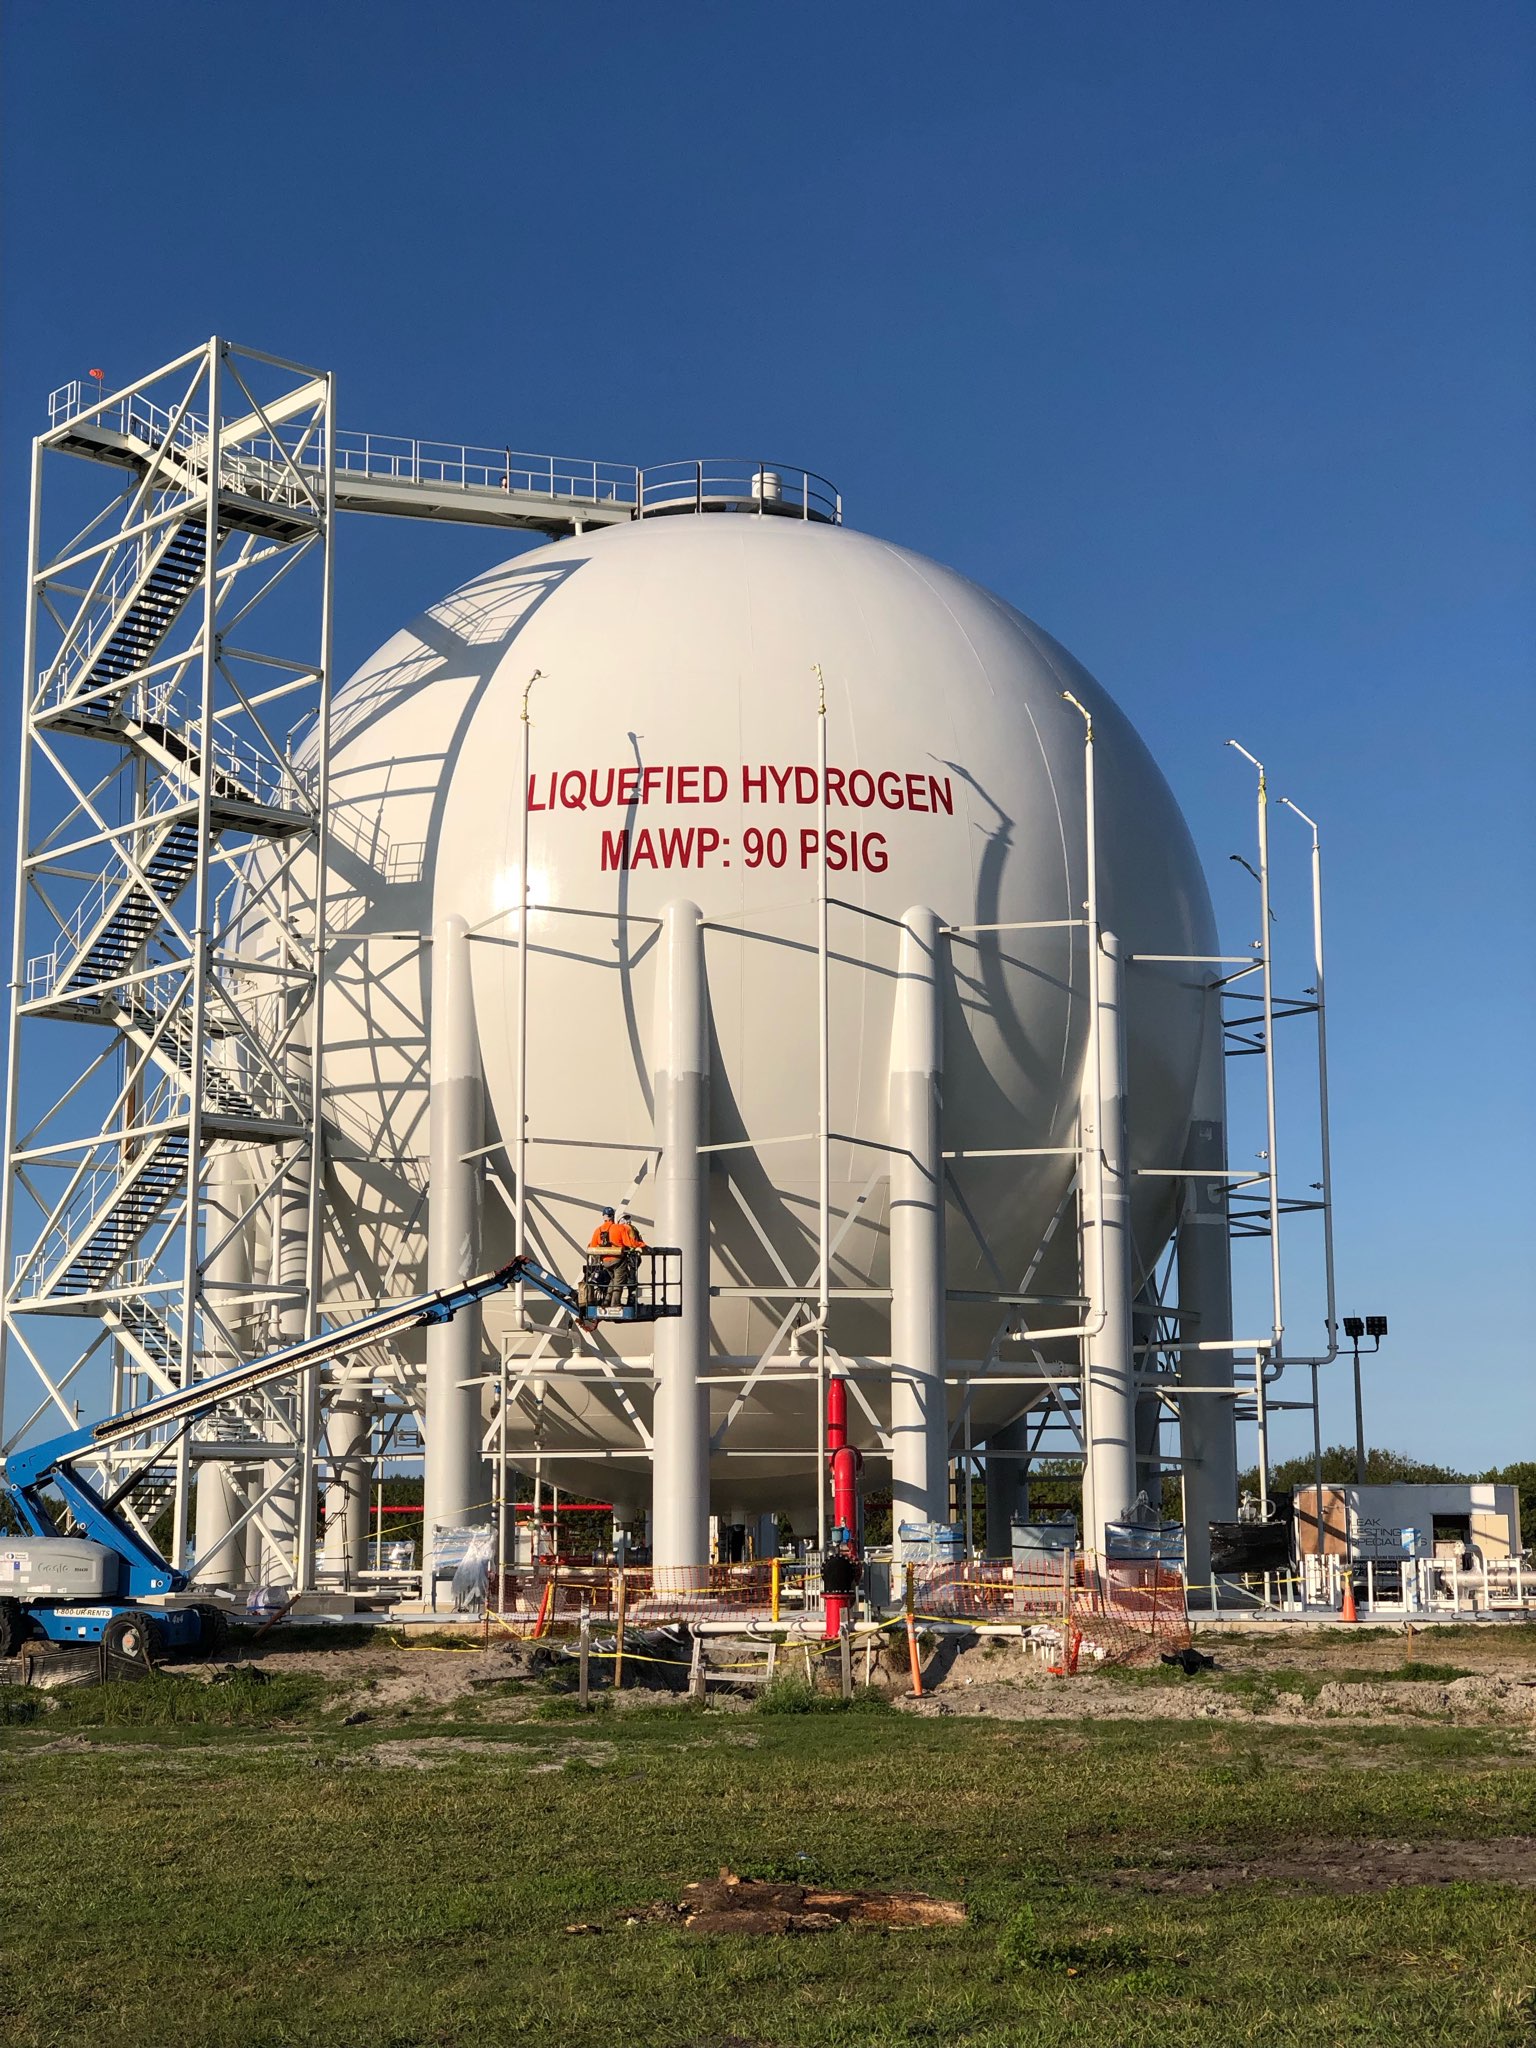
{"left": 588, "top": 1206, "right": 646, "bottom": 1305}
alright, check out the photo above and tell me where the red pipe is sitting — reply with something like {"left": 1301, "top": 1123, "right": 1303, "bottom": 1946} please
{"left": 824, "top": 1371, "right": 862, "bottom": 1640}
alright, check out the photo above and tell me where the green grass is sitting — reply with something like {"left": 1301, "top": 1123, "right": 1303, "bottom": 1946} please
{"left": 755, "top": 1672, "right": 894, "bottom": 1714}
{"left": 2, "top": 1695, "right": 1534, "bottom": 2048}
{"left": 1215, "top": 1667, "right": 1324, "bottom": 1708}
{"left": 0, "top": 1670, "right": 328, "bottom": 1729}
{"left": 1368, "top": 1662, "right": 1477, "bottom": 1684}
{"left": 1099, "top": 1661, "right": 1483, "bottom": 1712}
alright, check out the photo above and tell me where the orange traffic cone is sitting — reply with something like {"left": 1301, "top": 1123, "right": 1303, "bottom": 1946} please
{"left": 1340, "top": 1574, "right": 1358, "bottom": 1623}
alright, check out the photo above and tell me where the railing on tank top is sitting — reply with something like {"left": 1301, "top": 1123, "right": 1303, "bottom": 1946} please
{"left": 46, "top": 383, "right": 842, "bottom": 527}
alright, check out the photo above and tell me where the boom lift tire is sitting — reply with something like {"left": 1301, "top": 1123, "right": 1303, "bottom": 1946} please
{"left": 192, "top": 1604, "right": 228, "bottom": 1657}
{"left": 103, "top": 1612, "right": 164, "bottom": 1668}
{"left": 0, "top": 1597, "right": 24, "bottom": 1658}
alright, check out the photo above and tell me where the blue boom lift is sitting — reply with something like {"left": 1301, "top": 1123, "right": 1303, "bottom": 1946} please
{"left": 0, "top": 1247, "right": 679, "bottom": 1663}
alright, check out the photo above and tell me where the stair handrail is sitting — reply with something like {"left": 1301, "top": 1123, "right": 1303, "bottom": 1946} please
{"left": 133, "top": 675, "right": 302, "bottom": 814}
{"left": 16, "top": 1131, "right": 190, "bottom": 1298}
{"left": 39, "top": 532, "right": 159, "bottom": 705}
{"left": 13, "top": 1163, "right": 120, "bottom": 1292}
{"left": 24, "top": 792, "right": 199, "bottom": 999}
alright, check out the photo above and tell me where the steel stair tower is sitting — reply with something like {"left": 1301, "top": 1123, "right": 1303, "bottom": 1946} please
{"left": 1, "top": 340, "right": 335, "bottom": 1584}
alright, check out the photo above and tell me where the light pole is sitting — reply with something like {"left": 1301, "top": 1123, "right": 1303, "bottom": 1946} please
{"left": 1342, "top": 1314, "right": 1388, "bottom": 1483}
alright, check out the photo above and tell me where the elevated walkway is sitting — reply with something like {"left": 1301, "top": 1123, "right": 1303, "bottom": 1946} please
{"left": 47, "top": 383, "right": 841, "bottom": 537}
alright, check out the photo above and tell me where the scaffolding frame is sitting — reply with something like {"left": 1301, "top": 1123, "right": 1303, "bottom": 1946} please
{"left": 0, "top": 340, "right": 335, "bottom": 1583}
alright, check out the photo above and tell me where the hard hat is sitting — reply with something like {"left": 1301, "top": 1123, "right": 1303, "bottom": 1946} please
{"left": 601, "top": 1206, "right": 615, "bottom": 1219}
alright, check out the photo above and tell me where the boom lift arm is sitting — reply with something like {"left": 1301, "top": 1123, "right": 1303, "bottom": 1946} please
{"left": 2, "top": 1251, "right": 678, "bottom": 1597}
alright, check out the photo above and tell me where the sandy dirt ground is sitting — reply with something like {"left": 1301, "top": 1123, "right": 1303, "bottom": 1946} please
{"left": 154, "top": 1618, "right": 1536, "bottom": 1735}
{"left": 898, "top": 1630, "right": 1536, "bottom": 1727}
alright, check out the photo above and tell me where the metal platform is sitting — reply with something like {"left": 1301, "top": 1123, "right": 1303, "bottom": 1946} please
{"left": 46, "top": 381, "right": 842, "bottom": 537}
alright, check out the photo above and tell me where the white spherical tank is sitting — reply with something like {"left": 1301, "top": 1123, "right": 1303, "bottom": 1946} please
{"left": 304, "top": 511, "right": 1218, "bottom": 1531}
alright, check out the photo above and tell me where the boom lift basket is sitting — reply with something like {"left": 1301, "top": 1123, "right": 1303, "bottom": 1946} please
{"left": 576, "top": 1245, "right": 682, "bottom": 1321}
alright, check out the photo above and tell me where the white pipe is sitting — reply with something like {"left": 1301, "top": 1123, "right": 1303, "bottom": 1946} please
{"left": 1176, "top": 978, "right": 1238, "bottom": 1597}
{"left": 295, "top": 364, "right": 336, "bottom": 1593}
{"left": 1277, "top": 796, "right": 1339, "bottom": 1371}
{"left": 650, "top": 899, "right": 711, "bottom": 1569}
{"left": 512, "top": 671, "right": 541, "bottom": 1327}
{"left": 422, "top": 912, "right": 486, "bottom": 1557}
{"left": 496, "top": 1351, "right": 509, "bottom": 1618}
{"left": 1081, "top": 931, "right": 1137, "bottom": 1558}
{"left": 321, "top": 1378, "right": 371, "bottom": 1581}
{"left": 889, "top": 906, "right": 947, "bottom": 1551}
{"left": 0, "top": 431, "right": 45, "bottom": 1433}
{"left": 1228, "top": 742, "right": 1284, "bottom": 1373}
{"left": 269, "top": 1003, "right": 309, "bottom": 1585}
{"left": 171, "top": 336, "right": 225, "bottom": 1574}
{"left": 1059, "top": 691, "right": 1117, "bottom": 1561}
{"left": 1058, "top": 691, "right": 1110, "bottom": 1352}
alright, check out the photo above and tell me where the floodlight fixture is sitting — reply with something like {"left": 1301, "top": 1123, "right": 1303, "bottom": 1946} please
{"left": 1343, "top": 1314, "right": 1387, "bottom": 1483}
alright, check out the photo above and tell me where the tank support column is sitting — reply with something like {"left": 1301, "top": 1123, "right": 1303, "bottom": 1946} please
{"left": 1176, "top": 983, "right": 1237, "bottom": 1604}
{"left": 192, "top": 1146, "right": 255, "bottom": 1587}
{"left": 984, "top": 1416, "right": 1033, "bottom": 1556}
{"left": 254, "top": 1138, "right": 309, "bottom": 1586}
{"left": 889, "top": 907, "right": 947, "bottom": 1550}
{"left": 323, "top": 1378, "right": 372, "bottom": 1583}
{"left": 1081, "top": 930, "right": 1137, "bottom": 1564}
{"left": 650, "top": 900, "right": 711, "bottom": 1571}
{"left": 423, "top": 913, "right": 487, "bottom": 1566}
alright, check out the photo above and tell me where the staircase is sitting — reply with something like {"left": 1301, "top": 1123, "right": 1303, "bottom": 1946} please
{"left": 124, "top": 707, "right": 271, "bottom": 806}
{"left": 40, "top": 1132, "right": 190, "bottom": 1298}
{"left": 57, "top": 816, "right": 201, "bottom": 999}
{"left": 106, "top": 1300, "right": 290, "bottom": 1444}
{"left": 117, "top": 998, "right": 263, "bottom": 1121}
{"left": 55, "top": 519, "right": 208, "bottom": 712}
{"left": 103, "top": 1296, "right": 182, "bottom": 1383}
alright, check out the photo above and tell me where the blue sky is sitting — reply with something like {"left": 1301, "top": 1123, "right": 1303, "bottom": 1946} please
{"left": 2, "top": 2, "right": 1531, "bottom": 1472}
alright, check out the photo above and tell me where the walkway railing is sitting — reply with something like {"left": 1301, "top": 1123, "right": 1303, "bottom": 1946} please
{"left": 47, "top": 382, "right": 842, "bottom": 526}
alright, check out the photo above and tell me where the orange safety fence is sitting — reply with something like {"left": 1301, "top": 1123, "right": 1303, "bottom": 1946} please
{"left": 475, "top": 1553, "right": 1189, "bottom": 1662}
{"left": 909, "top": 1555, "right": 1073, "bottom": 1621}
{"left": 1062, "top": 1563, "right": 1192, "bottom": 1669}
{"left": 483, "top": 1560, "right": 825, "bottom": 1633}
{"left": 908, "top": 1556, "right": 1189, "bottom": 1669}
